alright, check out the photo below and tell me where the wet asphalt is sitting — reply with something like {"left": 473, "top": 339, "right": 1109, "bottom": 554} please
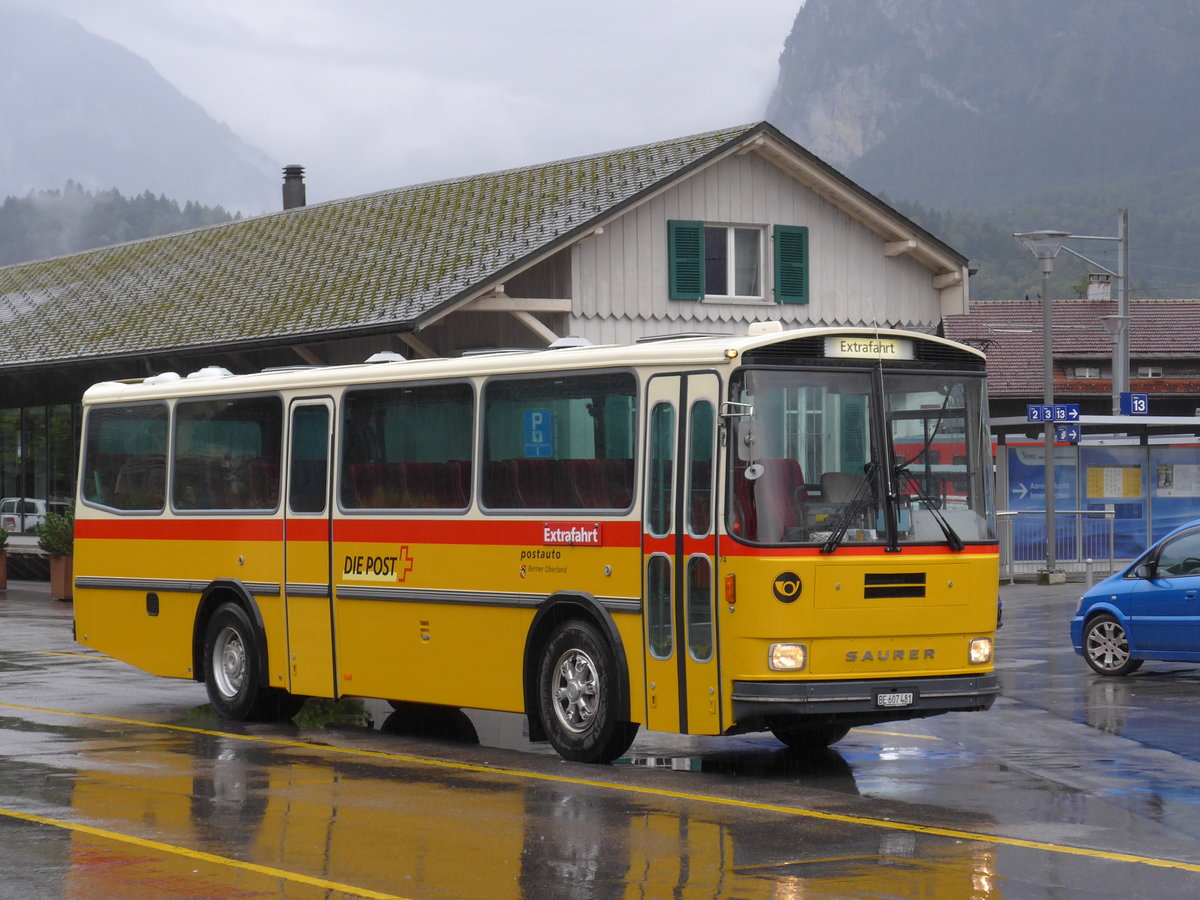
{"left": 1, "top": 577, "right": 1199, "bottom": 898}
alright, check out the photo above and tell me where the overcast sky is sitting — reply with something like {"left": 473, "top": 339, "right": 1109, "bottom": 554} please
{"left": 31, "top": 0, "right": 800, "bottom": 204}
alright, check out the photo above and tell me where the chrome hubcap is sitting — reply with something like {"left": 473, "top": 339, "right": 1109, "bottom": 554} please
{"left": 213, "top": 626, "right": 246, "bottom": 698}
{"left": 551, "top": 648, "right": 598, "bottom": 734}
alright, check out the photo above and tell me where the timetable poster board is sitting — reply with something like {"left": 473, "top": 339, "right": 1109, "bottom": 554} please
{"left": 1085, "top": 465, "right": 1142, "bottom": 500}
{"left": 1154, "top": 463, "right": 1200, "bottom": 497}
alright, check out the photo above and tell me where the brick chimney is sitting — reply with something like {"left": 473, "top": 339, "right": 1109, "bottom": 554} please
{"left": 1087, "top": 273, "right": 1112, "bottom": 301}
{"left": 282, "top": 164, "right": 306, "bottom": 210}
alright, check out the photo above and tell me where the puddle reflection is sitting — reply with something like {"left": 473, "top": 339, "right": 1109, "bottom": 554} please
{"left": 619, "top": 745, "right": 859, "bottom": 792}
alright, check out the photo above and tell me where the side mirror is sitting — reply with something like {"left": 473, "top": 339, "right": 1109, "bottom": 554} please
{"left": 1133, "top": 561, "right": 1157, "bottom": 579}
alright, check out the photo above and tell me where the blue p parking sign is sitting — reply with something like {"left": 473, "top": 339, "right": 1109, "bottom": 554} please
{"left": 524, "top": 410, "right": 553, "bottom": 457}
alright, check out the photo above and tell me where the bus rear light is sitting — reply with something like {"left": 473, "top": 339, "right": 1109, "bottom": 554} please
{"left": 724, "top": 574, "right": 736, "bottom": 607}
{"left": 969, "top": 637, "right": 993, "bottom": 665}
{"left": 769, "top": 642, "right": 807, "bottom": 671}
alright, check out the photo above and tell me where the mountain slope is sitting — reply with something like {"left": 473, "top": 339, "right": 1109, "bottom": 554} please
{"left": 767, "top": 0, "right": 1200, "bottom": 298}
{"left": 769, "top": 0, "right": 1200, "bottom": 210}
{"left": 0, "top": 6, "right": 277, "bottom": 214}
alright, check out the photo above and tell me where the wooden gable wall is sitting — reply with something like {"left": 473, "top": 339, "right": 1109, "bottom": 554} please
{"left": 568, "top": 149, "right": 946, "bottom": 346}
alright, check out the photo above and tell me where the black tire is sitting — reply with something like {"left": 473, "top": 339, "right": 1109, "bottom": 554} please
{"left": 202, "top": 602, "right": 301, "bottom": 721}
{"left": 1082, "top": 613, "right": 1144, "bottom": 676}
{"left": 537, "top": 619, "right": 638, "bottom": 763}
{"left": 769, "top": 721, "right": 851, "bottom": 751}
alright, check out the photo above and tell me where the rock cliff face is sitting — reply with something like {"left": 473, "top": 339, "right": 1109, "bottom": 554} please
{"left": 768, "top": 0, "right": 1200, "bottom": 210}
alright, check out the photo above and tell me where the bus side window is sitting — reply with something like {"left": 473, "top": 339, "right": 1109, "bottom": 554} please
{"left": 82, "top": 403, "right": 169, "bottom": 511}
{"left": 481, "top": 372, "right": 636, "bottom": 512}
{"left": 341, "top": 383, "right": 473, "bottom": 511}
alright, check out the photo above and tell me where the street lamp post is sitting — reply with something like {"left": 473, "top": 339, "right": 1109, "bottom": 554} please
{"left": 1056, "top": 210, "right": 1130, "bottom": 414}
{"left": 1100, "top": 314, "right": 1131, "bottom": 414}
{"left": 1016, "top": 230, "right": 1070, "bottom": 580}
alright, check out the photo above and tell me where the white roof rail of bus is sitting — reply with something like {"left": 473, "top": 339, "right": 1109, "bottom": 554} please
{"left": 79, "top": 327, "right": 973, "bottom": 404}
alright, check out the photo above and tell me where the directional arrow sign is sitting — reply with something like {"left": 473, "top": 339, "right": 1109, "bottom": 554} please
{"left": 1054, "top": 403, "right": 1081, "bottom": 422}
{"left": 1055, "top": 424, "right": 1081, "bottom": 443}
{"left": 1027, "top": 404, "right": 1055, "bottom": 422}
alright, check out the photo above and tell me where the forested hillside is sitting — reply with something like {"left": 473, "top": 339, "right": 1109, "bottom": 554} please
{"left": 0, "top": 185, "right": 234, "bottom": 267}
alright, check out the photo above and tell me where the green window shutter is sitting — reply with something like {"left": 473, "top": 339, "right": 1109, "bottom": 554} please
{"left": 774, "top": 225, "right": 809, "bottom": 304}
{"left": 668, "top": 220, "right": 704, "bottom": 300}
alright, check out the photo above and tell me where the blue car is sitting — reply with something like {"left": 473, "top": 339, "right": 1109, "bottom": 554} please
{"left": 1071, "top": 518, "right": 1200, "bottom": 675}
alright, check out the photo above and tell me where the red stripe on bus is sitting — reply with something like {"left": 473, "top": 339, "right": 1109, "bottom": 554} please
{"left": 75, "top": 518, "right": 283, "bottom": 542}
{"left": 76, "top": 517, "right": 644, "bottom": 546}
{"left": 333, "top": 518, "right": 643, "bottom": 545}
{"left": 719, "top": 542, "right": 999, "bottom": 558}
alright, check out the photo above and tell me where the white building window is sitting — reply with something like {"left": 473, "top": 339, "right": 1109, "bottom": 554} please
{"left": 1137, "top": 366, "right": 1163, "bottom": 378}
{"left": 704, "top": 226, "right": 763, "bottom": 299}
{"left": 1073, "top": 367, "right": 1100, "bottom": 379}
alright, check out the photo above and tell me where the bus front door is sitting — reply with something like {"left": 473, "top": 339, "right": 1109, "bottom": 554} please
{"left": 283, "top": 399, "right": 336, "bottom": 698}
{"left": 642, "top": 373, "right": 721, "bottom": 736}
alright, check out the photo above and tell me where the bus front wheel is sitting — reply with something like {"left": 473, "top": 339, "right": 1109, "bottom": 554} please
{"left": 537, "top": 619, "right": 638, "bottom": 763}
{"left": 203, "top": 602, "right": 301, "bottom": 721}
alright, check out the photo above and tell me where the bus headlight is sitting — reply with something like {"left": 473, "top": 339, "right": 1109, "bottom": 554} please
{"left": 769, "top": 643, "right": 807, "bottom": 671}
{"left": 969, "top": 637, "right": 993, "bottom": 665}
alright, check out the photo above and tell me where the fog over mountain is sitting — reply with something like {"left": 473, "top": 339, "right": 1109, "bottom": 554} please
{"left": 769, "top": 0, "right": 1200, "bottom": 210}
{"left": 767, "top": 0, "right": 1200, "bottom": 298}
{"left": 0, "top": 6, "right": 277, "bottom": 215}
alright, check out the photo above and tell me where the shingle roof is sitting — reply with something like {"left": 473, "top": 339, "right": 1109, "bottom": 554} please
{"left": 0, "top": 123, "right": 761, "bottom": 368}
{"left": 944, "top": 299, "right": 1200, "bottom": 394}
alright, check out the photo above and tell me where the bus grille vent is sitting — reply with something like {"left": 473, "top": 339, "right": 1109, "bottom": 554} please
{"left": 863, "top": 572, "right": 927, "bottom": 599}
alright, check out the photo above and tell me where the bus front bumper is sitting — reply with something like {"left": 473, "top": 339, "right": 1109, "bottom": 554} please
{"left": 731, "top": 673, "right": 1000, "bottom": 726}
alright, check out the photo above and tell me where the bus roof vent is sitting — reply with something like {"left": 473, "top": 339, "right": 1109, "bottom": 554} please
{"left": 366, "top": 351, "right": 407, "bottom": 363}
{"left": 186, "top": 365, "right": 234, "bottom": 380}
{"left": 747, "top": 320, "right": 784, "bottom": 336}
{"left": 143, "top": 371, "right": 181, "bottom": 386}
{"left": 547, "top": 336, "right": 593, "bottom": 349}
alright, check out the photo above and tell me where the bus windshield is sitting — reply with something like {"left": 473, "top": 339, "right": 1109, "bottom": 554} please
{"left": 728, "top": 367, "right": 994, "bottom": 547}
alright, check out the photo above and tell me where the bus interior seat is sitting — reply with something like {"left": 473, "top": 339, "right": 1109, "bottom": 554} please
{"left": 820, "top": 471, "right": 866, "bottom": 504}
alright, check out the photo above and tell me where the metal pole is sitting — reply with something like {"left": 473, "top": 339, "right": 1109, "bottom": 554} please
{"left": 1042, "top": 262, "right": 1057, "bottom": 573}
{"left": 1118, "top": 209, "right": 1130, "bottom": 396}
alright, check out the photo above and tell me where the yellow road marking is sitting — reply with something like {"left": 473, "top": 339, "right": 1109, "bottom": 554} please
{"left": 0, "top": 804, "right": 408, "bottom": 900}
{"left": 854, "top": 727, "right": 943, "bottom": 741}
{"left": 2, "top": 701, "right": 1199, "bottom": 875}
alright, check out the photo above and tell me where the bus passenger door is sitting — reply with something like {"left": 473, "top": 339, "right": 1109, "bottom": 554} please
{"left": 284, "top": 399, "right": 336, "bottom": 698}
{"left": 643, "top": 373, "right": 721, "bottom": 736}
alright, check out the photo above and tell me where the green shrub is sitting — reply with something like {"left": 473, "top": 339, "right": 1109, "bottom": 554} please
{"left": 0, "top": 526, "right": 8, "bottom": 552}
{"left": 37, "top": 509, "right": 74, "bottom": 557}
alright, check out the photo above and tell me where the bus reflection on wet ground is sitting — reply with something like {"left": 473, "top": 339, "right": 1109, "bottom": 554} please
{"left": 53, "top": 707, "right": 1004, "bottom": 900}
{"left": 3, "top": 579, "right": 1200, "bottom": 898}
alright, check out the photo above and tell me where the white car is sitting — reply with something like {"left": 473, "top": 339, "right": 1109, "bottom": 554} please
{"left": 0, "top": 498, "right": 48, "bottom": 534}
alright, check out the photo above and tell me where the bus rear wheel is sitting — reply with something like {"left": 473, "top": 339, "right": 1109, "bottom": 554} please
{"left": 537, "top": 619, "right": 638, "bottom": 764}
{"left": 203, "top": 602, "right": 302, "bottom": 722}
{"left": 769, "top": 721, "right": 850, "bottom": 751}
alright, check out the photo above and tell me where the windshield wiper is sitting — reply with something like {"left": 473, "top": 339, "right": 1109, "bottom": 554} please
{"left": 895, "top": 464, "right": 963, "bottom": 551}
{"left": 821, "top": 462, "right": 878, "bottom": 554}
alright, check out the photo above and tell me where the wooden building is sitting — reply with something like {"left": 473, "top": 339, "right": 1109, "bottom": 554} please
{"left": 0, "top": 121, "right": 970, "bottom": 511}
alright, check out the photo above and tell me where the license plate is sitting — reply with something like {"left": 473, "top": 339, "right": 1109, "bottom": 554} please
{"left": 875, "top": 691, "right": 915, "bottom": 708}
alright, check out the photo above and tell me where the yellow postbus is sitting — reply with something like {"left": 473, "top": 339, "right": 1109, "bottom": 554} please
{"left": 73, "top": 323, "right": 999, "bottom": 763}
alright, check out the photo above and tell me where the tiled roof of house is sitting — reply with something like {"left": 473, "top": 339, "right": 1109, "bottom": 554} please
{"left": 944, "top": 299, "right": 1200, "bottom": 394}
{"left": 0, "top": 123, "right": 763, "bottom": 369}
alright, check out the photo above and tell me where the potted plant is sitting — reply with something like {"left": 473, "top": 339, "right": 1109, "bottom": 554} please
{"left": 37, "top": 509, "right": 74, "bottom": 601}
{"left": 0, "top": 526, "right": 8, "bottom": 591}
